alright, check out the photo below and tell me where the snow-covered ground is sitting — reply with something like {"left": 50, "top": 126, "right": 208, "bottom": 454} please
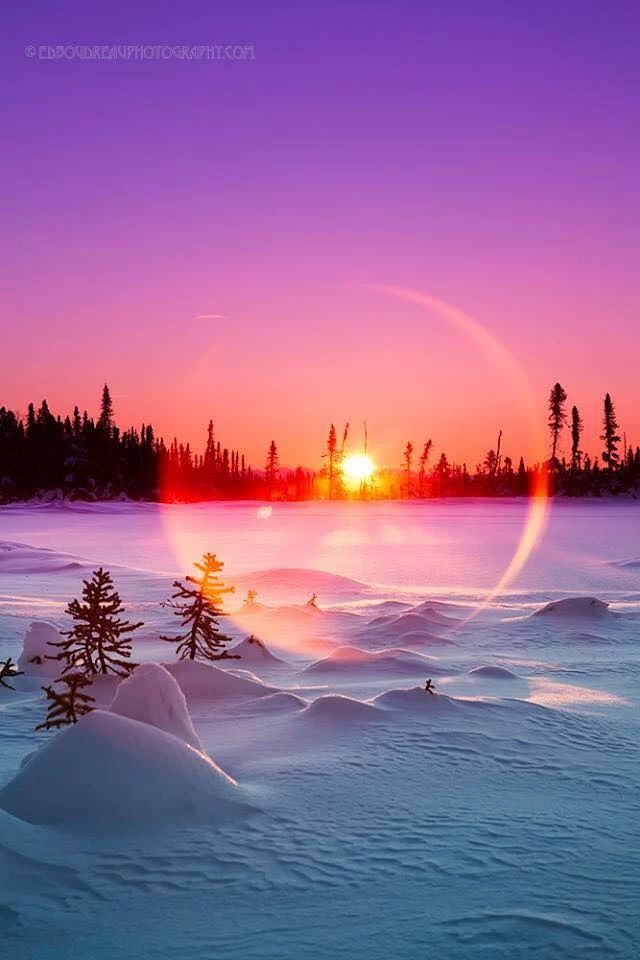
{"left": 0, "top": 500, "right": 638, "bottom": 959}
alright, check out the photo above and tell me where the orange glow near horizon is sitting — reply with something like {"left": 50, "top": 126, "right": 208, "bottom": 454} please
{"left": 159, "top": 286, "right": 553, "bottom": 651}
{"left": 342, "top": 454, "right": 375, "bottom": 485}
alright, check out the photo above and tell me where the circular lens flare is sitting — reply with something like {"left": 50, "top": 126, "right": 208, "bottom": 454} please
{"left": 372, "top": 284, "right": 551, "bottom": 624}
{"left": 159, "top": 284, "right": 552, "bottom": 652}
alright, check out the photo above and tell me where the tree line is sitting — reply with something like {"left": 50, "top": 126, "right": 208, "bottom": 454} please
{"left": 1, "top": 383, "right": 638, "bottom": 502}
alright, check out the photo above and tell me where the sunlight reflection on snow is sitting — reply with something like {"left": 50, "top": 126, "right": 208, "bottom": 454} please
{"left": 526, "top": 679, "right": 628, "bottom": 709}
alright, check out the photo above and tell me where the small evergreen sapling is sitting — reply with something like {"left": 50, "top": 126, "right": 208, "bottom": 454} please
{"left": 162, "top": 553, "right": 238, "bottom": 661}
{"left": 50, "top": 567, "right": 142, "bottom": 677}
{"left": 0, "top": 657, "right": 23, "bottom": 690}
{"left": 36, "top": 674, "right": 95, "bottom": 730}
{"left": 244, "top": 589, "right": 258, "bottom": 605}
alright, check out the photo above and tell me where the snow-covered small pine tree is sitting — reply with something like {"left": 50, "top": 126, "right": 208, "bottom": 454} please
{"left": 50, "top": 568, "right": 143, "bottom": 677}
{"left": 36, "top": 674, "right": 95, "bottom": 730}
{"left": 161, "top": 553, "right": 238, "bottom": 661}
{"left": 0, "top": 657, "right": 23, "bottom": 690}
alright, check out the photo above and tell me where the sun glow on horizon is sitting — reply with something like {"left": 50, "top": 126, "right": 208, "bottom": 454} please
{"left": 342, "top": 454, "right": 375, "bottom": 483}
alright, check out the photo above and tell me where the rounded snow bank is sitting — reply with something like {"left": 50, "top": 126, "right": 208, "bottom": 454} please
{"left": 229, "top": 635, "right": 284, "bottom": 665}
{"left": 468, "top": 665, "right": 519, "bottom": 679}
{"left": 109, "top": 663, "right": 202, "bottom": 750}
{"left": 299, "top": 695, "right": 384, "bottom": 724}
{"left": 303, "top": 645, "right": 441, "bottom": 676}
{"left": 0, "top": 711, "right": 248, "bottom": 827}
{"left": 365, "top": 611, "right": 451, "bottom": 638}
{"left": 250, "top": 692, "right": 308, "bottom": 713}
{"left": 533, "top": 597, "right": 613, "bottom": 621}
{"left": 17, "top": 622, "right": 60, "bottom": 676}
{"left": 373, "top": 686, "right": 462, "bottom": 715}
{"left": 163, "top": 659, "right": 278, "bottom": 701}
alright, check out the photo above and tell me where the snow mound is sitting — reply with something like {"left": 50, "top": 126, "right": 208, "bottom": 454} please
{"left": 0, "top": 711, "right": 247, "bottom": 826}
{"left": 163, "top": 660, "right": 278, "bottom": 701}
{"left": 365, "top": 612, "right": 451, "bottom": 637}
{"left": 17, "top": 622, "right": 60, "bottom": 676}
{"left": 109, "top": 663, "right": 202, "bottom": 750}
{"left": 230, "top": 635, "right": 284, "bottom": 664}
{"left": 265, "top": 603, "right": 324, "bottom": 623}
{"left": 611, "top": 557, "right": 640, "bottom": 569}
{"left": 397, "top": 630, "right": 456, "bottom": 647}
{"left": 368, "top": 600, "right": 412, "bottom": 613}
{"left": 299, "top": 695, "right": 384, "bottom": 723}
{"left": 373, "top": 686, "right": 461, "bottom": 715}
{"left": 0, "top": 541, "right": 84, "bottom": 574}
{"left": 533, "top": 597, "right": 613, "bottom": 621}
{"left": 233, "top": 568, "right": 369, "bottom": 599}
{"left": 250, "top": 692, "right": 308, "bottom": 713}
{"left": 303, "top": 645, "right": 437, "bottom": 676}
{"left": 411, "top": 600, "right": 461, "bottom": 620}
{"left": 468, "top": 665, "right": 519, "bottom": 679}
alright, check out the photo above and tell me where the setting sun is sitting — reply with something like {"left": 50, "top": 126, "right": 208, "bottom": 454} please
{"left": 342, "top": 454, "right": 375, "bottom": 483}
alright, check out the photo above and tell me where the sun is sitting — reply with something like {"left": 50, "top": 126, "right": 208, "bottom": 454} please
{"left": 342, "top": 454, "right": 375, "bottom": 483}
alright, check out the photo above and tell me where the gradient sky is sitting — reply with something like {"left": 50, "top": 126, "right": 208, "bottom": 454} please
{"left": 2, "top": 1, "right": 639, "bottom": 469}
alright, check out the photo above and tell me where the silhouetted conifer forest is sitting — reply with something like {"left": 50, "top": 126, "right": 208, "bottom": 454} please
{"left": 1, "top": 384, "right": 638, "bottom": 502}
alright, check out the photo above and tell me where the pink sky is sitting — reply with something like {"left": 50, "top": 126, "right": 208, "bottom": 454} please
{"left": 3, "top": 1, "right": 639, "bottom": 470}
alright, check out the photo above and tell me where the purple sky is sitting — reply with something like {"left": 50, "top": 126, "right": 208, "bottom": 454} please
{"left": 3, "top": 1, "right": 639, "bottom": 468}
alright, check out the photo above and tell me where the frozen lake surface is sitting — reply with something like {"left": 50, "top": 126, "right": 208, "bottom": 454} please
{"left": 0, "top": 500, "right": 639, "bottom": 959}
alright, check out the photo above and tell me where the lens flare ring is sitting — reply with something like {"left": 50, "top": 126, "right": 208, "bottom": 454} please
{"left": 372, "top": 284, "right": 550, "bottom": 624}
{"left": 160, "top": 284, "right": 551, "bottom": 648}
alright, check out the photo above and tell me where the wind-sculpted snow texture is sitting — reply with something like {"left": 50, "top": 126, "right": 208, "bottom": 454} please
{"left": 0, "top": 500, "right": 638, "bottom": 959}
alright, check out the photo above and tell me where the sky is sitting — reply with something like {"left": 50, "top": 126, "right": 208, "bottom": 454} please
{"left": 2, "top": 1, "right": 639, "bottom": 470}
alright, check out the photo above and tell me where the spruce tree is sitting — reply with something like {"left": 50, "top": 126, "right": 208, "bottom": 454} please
{"left": 570, "top": 405, "right": 583, "bottom": 470}
{"left": 98, "top": 384, "right": 114, "bottom": 435}
{"left": 0, "top": 657, "right": 23, "bottom": 690}
{"left": 244, "top": 589, "right": 258, "bottom": 605}
{"left": 403, "top": 442, "right": 413, "bottom": 497}
{"left": 36, "top": 674, "right": 95, "bottom": 730}
{"left": 161, "top": 553, "right": 237, "bottom": 661}
{"left": 50, "top": 568, "right": 142, "bottom": 677}
{"left": 326, "top": 425, "right": 338, "bottom": 499}
{"left": 548, "top": 382, "right": 568, "bottom": 461}
{"left": 601, "top": 393, "right": 621, "bottom": 470}
{"left": 418, "top": 439, "right": 432, "bottom": 497}
{"left": 265, "top": 441, "right": 279, "bottom": 500}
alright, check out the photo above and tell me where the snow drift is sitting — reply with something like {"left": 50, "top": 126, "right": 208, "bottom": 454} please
{"left": 299, "top": 694, "right": 384, "bottom": 724}
{"left": 363, "top": 611, "right": 451, "bottom": 638}
{"left": 468, "top": 665, "right": 519, "bottom": 679}
{"left": 109, "top": 662, "right": 202, "bottom": 750}
{"left": 0, "top": 711, "right": 247, "bottom": 826}
{"left": 303, "top": 645, "right": 442, "bottom": 677}
{"left": 533, "top": 597, "right": 614, "bottom": 621}
{"left": 229, "top": 635, "right": 284, "bottom": 665}
{"left": 17, "top": 622, "right": 60, "bottom": 676}
{"left": 0, "top": 541, "right": 83, "bottom": 575}
{"left": 163, "top": 659, "right": 279, "bottom": 701}
{"left": 373, "top": 686, "right": 462, "bottom": 715}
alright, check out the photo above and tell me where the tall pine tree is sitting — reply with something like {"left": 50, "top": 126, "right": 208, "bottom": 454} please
{"left": 570, "top": 405, "right": 583, "bottom": 470}
{"left": 51, "top": 568, "right": 142, "bottom": 676}
{"left": 601, "top": 393, "right": 621, "bottom": 470}
{"left": 161, "top": 553, "right": 237, "bottom": 661}
{"left": 265, "top": 441, "right": 279, "bottom": 500}
{"left": 548, "top": 382, "right": 568, "bottom": 461}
